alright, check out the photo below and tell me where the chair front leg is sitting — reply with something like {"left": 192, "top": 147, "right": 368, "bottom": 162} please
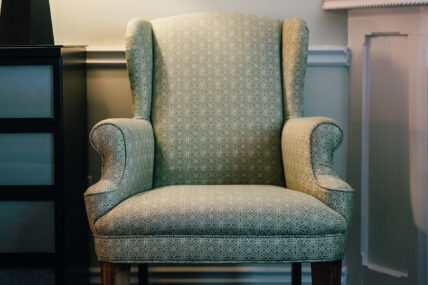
{"left": 101, "top": 262, "right": 131, "bottom": 285}
{"left": 138, "top": 264, "right": 149, "bottom": 285}
{"left": 311, "top": 259, "right": 342, "bottom": 285}
{"left": 292, "top": 262, "right": 302, "bottom": 285}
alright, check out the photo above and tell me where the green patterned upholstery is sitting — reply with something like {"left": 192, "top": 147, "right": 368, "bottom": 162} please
{"left": 95, "top": 185, "right": 347, "bottom": 236}
{"left": 84, "top": 118, "right": 154, "bottom": 231}
{"left": 125, "top": 19, "right": 153, "bottom": 120}
{"left": 282, "top": 117, "right": 354, "bottom": 222}
{"left": 282, "top": 18, "right": 308, "bottom": 119}
{"left": 84, "top": 12, "right": 354, "bottom": 264}
{"left": 94, "top": 234, "right": 347, "bottom": 263}
{"left": 151, "top": 13, "right": 284, "bottom": 186}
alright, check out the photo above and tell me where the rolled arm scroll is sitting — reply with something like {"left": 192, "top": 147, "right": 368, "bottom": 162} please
{"left": 84, "top": 118, "right": 154, "bottom": 229}
{"left": 282, "top": 116, "right": 354, "bottom": 222}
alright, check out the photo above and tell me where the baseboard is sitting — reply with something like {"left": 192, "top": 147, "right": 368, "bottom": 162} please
{"left": 86, "top": 46, "right": 350, "bottom": 67}
{"left": 89, "top": 264, "right": 347, "bottom": 284}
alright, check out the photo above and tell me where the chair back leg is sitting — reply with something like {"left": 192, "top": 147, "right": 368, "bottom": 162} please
{"left": 101, "top": 262, "right": 131, "bottom": 285}
{"left": 311, "top": 259, "right": 342, "bottom": 285}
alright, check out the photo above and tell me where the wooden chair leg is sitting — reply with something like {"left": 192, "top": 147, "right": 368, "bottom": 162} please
{"left": 138, "top": 264, "right": 149, "bottom": 285}
{"left": 311, "top": 259, "right": 342, "bottom": 285}
{"left": 292, "top": 262, "right": 302, "bottom": 285}
{"left": 101, "top": 262, "right": 130, "bottom": 285}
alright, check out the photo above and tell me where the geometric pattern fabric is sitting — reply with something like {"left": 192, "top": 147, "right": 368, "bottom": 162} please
{"left": 94, "top": 234, "right": 347, "bottom": 263}
{"left": 150, "top": 13, "right": 284, "bottom": 186}
{"left": 94, "top": 185, "right": 347, "bottom": 236}
{"left": 85, "top": 12, "right": 354, "bottom": 264}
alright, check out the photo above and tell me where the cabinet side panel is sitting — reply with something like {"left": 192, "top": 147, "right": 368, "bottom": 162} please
{"left": 61, "top": 46, "right": 89, "bottom": 285}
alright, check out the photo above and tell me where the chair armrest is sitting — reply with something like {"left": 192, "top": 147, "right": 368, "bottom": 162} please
{"left": 282, "top": 116, "right": 354, "bottom": 222}
{"left": 84, "top": 118, "right": 154, "bottom": 229}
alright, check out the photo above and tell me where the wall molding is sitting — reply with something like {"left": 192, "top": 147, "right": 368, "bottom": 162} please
{"left": 86, "top": 49, "right": 126, "bottom": 66}
{"left": 307, "top": 46, "right": 350, "bottom": 66}
{"left": 89, "top": 264, "right": 348, "bottom": 284}
{"left": 86, "top": 46, "right": 350, "bottom": 67}
{"left": 323, "top": 0, "right": 428, "bottom": 10}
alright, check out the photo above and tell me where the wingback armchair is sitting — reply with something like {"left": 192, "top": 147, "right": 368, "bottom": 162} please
{"left": 84, "top": 12, "right": 354, "bottom": 285}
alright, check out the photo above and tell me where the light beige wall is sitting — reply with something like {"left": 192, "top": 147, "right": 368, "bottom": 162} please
{"left": 50, "top": 0, "right": 347, "bottom": 48}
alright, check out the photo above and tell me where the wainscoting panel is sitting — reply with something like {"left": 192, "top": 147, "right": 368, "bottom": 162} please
{"left": 86, "top": 46, "right": 350, "bottom": 67}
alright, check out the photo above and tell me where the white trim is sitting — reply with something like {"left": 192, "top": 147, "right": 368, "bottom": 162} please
{"left": 89, "top": 265, "right": 348, "bottom": 284}
{"left": 323, "top": 0, "right": 428, "bottom": 10}
{"left": 86, "top": 46, "right": 350, "bottom": 67}
{"left": 360, "top": 35, "right": 371, "bottom": 267}
{"left": 367, "top": 264, "right": 408, "bottom": 278}
{"left": 86, "top": 50, "right": 126, "bottom": 66}
{"left": 407, "top": 31, "right": 428, "bottom": 285}
{"left": 307, "top": 46, "right": 350, "bottom": 66}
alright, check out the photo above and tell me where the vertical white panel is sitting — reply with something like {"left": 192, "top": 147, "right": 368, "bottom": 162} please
{"left": 367, "top": 35, "right": 411, "bottom": 274}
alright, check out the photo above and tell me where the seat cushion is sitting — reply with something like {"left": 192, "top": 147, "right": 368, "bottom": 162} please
{"left": 94, "top": 185, "right": 346, "bottom": 236}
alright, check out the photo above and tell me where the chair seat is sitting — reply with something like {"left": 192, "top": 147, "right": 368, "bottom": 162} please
{"left": 94, "top": 185, "right": 346, "bottom": 237}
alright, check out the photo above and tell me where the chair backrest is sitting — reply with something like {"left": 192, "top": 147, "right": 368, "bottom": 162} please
{"left": 126, "top": 12, "right": 308, "bottom": 187}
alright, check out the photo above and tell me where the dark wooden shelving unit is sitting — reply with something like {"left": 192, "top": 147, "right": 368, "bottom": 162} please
{"left": 0, "top": 46, "right": 88, "bottom": 285}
